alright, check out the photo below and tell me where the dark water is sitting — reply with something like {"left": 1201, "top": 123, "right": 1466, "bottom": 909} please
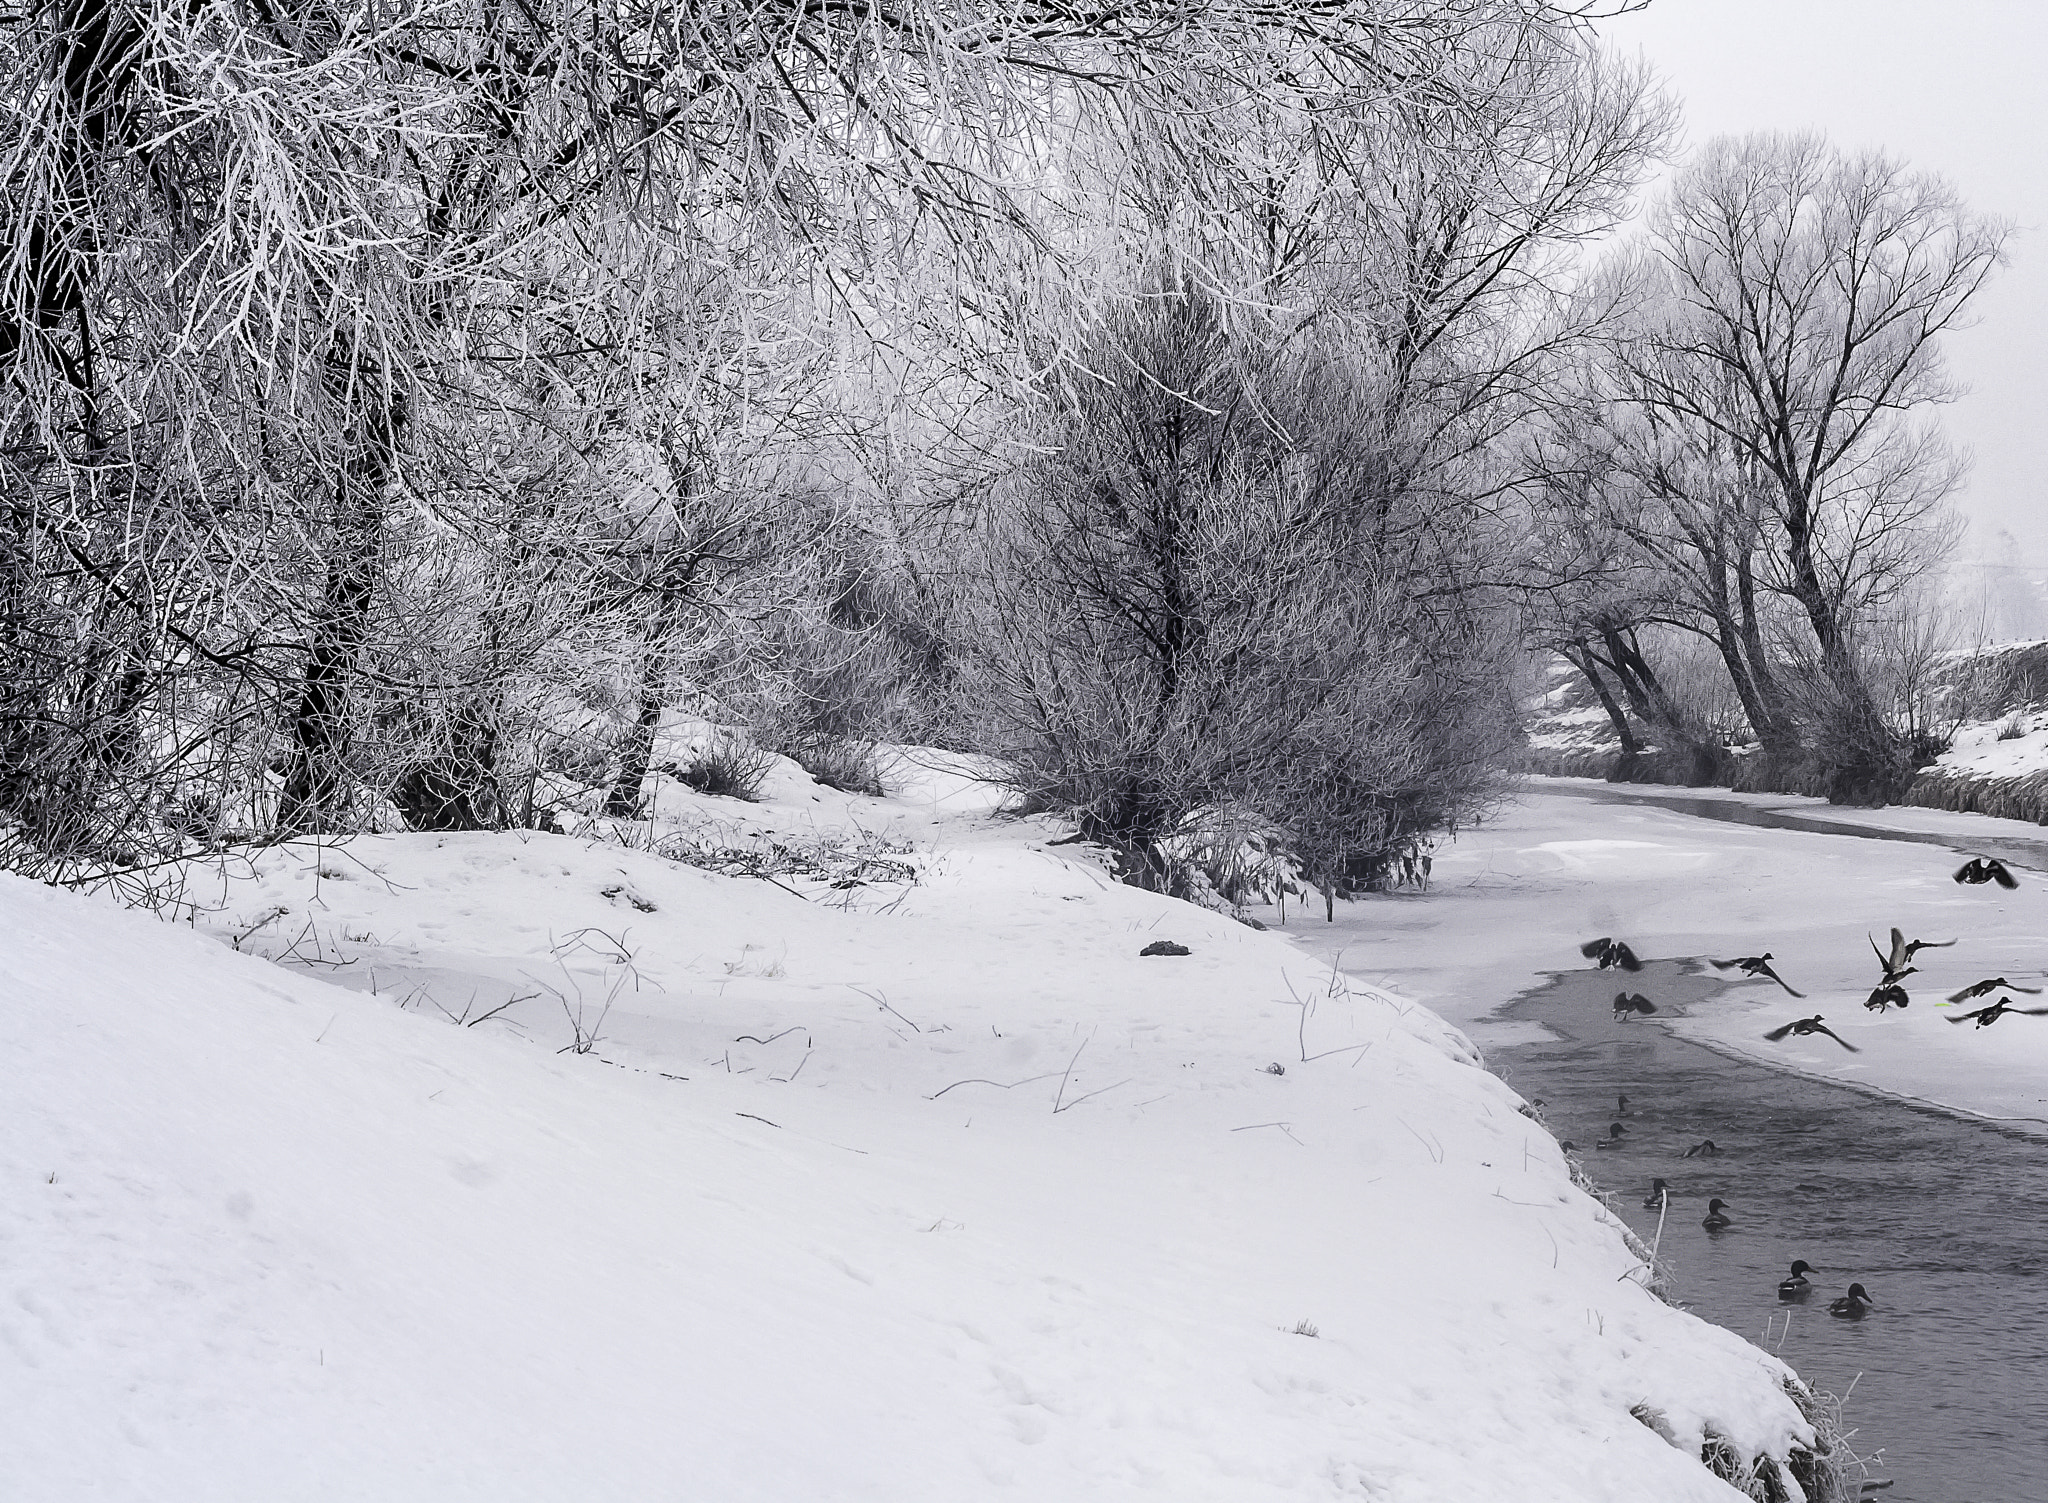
{"left": 1493, "top": 961, "right": 2048, "bottom": 1503}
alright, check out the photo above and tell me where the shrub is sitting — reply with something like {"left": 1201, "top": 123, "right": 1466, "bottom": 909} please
{"left": 670, "top": 734, "right": 775, "bottom": 801}
{"left": 953, "top": 286, "right": 1516, "bottom": 902}
{"left": 1995, "top": 711, "right": 2028, "bottom": 742}
{"left": 1802, "top": 683, "right": 1915, "bottom": 806}
{"left": 1158, "top": 806, "right": 1307, "bottom": 910}
{"left": 1906, "top": 727, "right": 1952, "bottom": 766}
{"left": 789, "top": 738, "right": 888, "bottom": 798}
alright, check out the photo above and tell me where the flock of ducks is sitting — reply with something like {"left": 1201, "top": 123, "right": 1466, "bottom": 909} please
{"left": 1577, "top": 1103, "right": 1877, "bottom": 1317}
{"left": 1623, "top": 1115, "right": 1879, "bottom": 1319}
{"left": 1572, "top": 852, "right": 2037, "bottom": 1326}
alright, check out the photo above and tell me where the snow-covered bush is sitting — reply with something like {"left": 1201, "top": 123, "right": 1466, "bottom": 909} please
{"left": 1157, "top": 807, "right": 1309, "bottom": 911}
{"left": 671, "top": 733, "right": 776, "bottom": 802}
{"left": 787, "top": 738, "right": 890, "bottom": 798}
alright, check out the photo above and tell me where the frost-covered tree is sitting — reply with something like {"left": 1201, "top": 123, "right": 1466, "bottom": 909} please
{"left": 3, "top": 0, "right": 1628, "bottom": 869}
{"left": 953, "top": 284, "right": 1519, "bottom": 900}
{"left": 933, "top": 23, "right": 1668, "bottom": 895}
{"left": 1599, "top": 133, "right": 2007, "bottom": 802}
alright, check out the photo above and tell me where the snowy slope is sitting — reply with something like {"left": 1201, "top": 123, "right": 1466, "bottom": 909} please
{"left": 1928, "top": 709, "right": 2048, "bottom": 779}
{"left": 2, "top": 753, "right": 1816, "bottom": 1501}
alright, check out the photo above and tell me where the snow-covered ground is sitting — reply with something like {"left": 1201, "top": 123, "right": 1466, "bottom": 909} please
{"left": 4, "top": 749, "right": 1825, "bottom": 1501}
{"left": 1279, "top": 779, "right": 2048, "bottom": 1133}
{"left": 1930, "top": 708, "right": 2048, "bottom": 779}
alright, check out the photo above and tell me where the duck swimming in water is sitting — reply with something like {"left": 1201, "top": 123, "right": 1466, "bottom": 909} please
{"left": 1593, "top": 1121, "right": 1629, "bottom": 1149}
{"left": 1581, "top": 937, "right": 1643, "bottom": 971}
{"left": 1828, "top": 1283, "right": 1876, "bottom": 1319}
{"left": 1682, "top": 1138, "right": 1721, "bottom": 1158}
{"left": 1763, "top": 1014, "right": 1859, "bottom": 1051}
{"left": 1711, "top": 953, "right": 1804, "bottom": 996}
{"left": 1778, "top": 1260, "right": 1817, "bottom": 1301}
{"left": 1946, "top": 976, "right": 2043, "bottom": 1004}
{"left": 1946, "top": 996, "right": 2048, "bottom": 1028}
{"left": 1613, "top": 991, "right": 1657, "bottom": 1021}
{"left": 1642, "top": 1177, "right": 1669, "bottom": 1210}
{"left": 1954, "top": 857, "right": 2019, "bottom": 889}
{"left": 1702, "top": 1198, "right": 1733, "bottom": 1232}
{"left": 1863, "top": 982, "right": 1910, "bottom": 1013}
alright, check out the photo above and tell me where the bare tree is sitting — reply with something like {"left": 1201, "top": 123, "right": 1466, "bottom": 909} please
{"left": 1521, "top": 382, "right": 1799, "bottom": 776}
{"left": 1608, "top": 132, "right": 2006, "bottom": 802}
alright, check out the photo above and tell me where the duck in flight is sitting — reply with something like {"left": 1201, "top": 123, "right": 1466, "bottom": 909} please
{"left": 1613, "top": 991, "right": 1657, "bottom": 1021}
{"left": 1642, "top": 1177, "right": 1668, "bottom": 1210}
{"left": 1711, "top": 953, "right": 1804, "bottom": 996}
{"left": 1777, "top": 1260, "right": 1817, "bottom": 1302}
{"left": 1828, "top": 1283, "right": 1876, "bottom": 1319}
{"left": 1702, "top": 1197, "right": 1733, "bottom": 1232}
{"left": 1946, "top": 976, "right": 2042, "bottom": 1004}
{"left": 1763, "top": 1015, "right": 1859, "bottom": 1051}
{"left": 1954, "top": 857, "right": 2019, "bottom": 888}
{"left": 1872, "top": 927, "right": 1954, "bottom": 982}
{"left": 1593, "top": 1122, "right": 1629, "bottom": 1150}
{"left": 1581, "top": 937, "right": 1643, "bottom": 971}
{"left": 1863, "top": 982, "right": 1910, "bottom": 1013}
{"left": 1946, "top": 996, "right": 2048, "bottom": 1028}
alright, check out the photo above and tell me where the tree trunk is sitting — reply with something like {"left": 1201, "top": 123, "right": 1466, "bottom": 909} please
{"left": 1731, "top": 546, "right": 1801, "bottom": 754}
{"left": 1690, "top": 547, "right": 1785, "bottom": 756}
{"left": 1780, "top": 498, "right": 1908, "bottom": 804}
{"left": 603, "top": 649, "right": 665, "bottom": 818}
{"left": 279, "top": 388, "right": 403, "bottom": 835}
{"left": 1597, "top": 626, "right": 1725, "bottom": 785}
{"left": 1564, "top": 644, "right": 1640, "bottom": 755}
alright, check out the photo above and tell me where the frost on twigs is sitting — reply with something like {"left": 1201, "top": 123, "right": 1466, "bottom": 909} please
{"left": 784, "top": 739, "right": 891, "bottom": 799}
{"left": 667, "top": 734, "right": 776, "bottom": 802}
{"left": 583, "top": 816, "right": 921, "bottom": 900}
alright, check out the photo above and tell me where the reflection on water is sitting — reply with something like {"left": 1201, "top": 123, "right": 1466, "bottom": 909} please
{"left": 1494, "top": 961, "right": 2048, "bottom": 1503}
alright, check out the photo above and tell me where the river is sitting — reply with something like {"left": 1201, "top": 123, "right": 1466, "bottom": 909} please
{"left": 1489, "top": 785, "right": 2048, "bottom": 1503}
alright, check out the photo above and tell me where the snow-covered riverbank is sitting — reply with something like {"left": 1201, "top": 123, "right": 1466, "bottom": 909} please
{"left": 5, "top": 755, "right": 1824, "bottom": 1501}
{"left": 1279, "top": 777, "right": 2048, "bottom": 1133}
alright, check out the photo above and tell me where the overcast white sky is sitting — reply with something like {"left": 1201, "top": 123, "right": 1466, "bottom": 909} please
{"left": 1594, "top": 0, "right": 2048, "bottom": 568}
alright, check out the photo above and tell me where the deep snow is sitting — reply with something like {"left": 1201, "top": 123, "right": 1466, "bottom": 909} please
{"left": 4, "top": 750, "right": 1820, "bottom": 1501}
